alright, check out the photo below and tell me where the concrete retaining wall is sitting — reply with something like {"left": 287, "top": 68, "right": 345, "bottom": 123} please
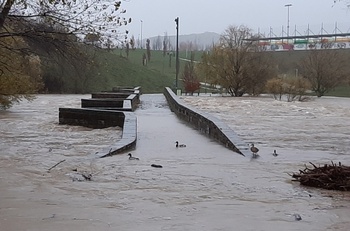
{"left": 163, "top": 87, "right": 249, "bottom": 156}
{"left": 112, "top": 86, "right": 141, "bottom": 94}
{"left": 59, "top": 108, "right": 137, "bottom": 157}
{"left": 81, "top": 98, "right": 124, "bottom": 108}
{"left": 125, "top": 94, "right": 139, "bottom": 111}
{"left": 90, "top": 89, "right": 140, "bottom": 112}
{"left": 91, "top": 92, "right": 131, "bottom": 99}
{"left": 58, "top": 86, "right": 141, "bottom": 158}
{"left": 59, "top": 108, "right": 125, "bottom": 128}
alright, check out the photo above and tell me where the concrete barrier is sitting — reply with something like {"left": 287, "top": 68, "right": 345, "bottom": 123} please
{"left": 58, "top": 86, "right": 141, "bottom": 158}
{"left": 112, "top": 86, "right": 141, "bottom": 95}
{"left": 81, "top": 98, "right": 124, "bottom": 108}
{"left": 163, "top": 87, "right": 249, "bottom": 156}
{"left": 90, "top": 88, "right": 140, "bottom": 112}
{"left": 91, "top": 92, "right": 131, "bottom": 99}
{"left": 125, "top": 94, "right": 140, "bottom": 110}
{"left": 59, "top": 108, "right": 137, "bottom": 157}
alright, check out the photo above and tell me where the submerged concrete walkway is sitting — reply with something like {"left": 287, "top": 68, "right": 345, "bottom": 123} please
{"left": 164, "top": 87, "right": 250, "bottom": 156}
{"left": 131, "top": 94, "right": 250, "bottom": 159}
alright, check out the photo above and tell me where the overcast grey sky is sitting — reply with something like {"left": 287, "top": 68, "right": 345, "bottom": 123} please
{"left": 123, "top": 0, "right": 350, "bottom": 39}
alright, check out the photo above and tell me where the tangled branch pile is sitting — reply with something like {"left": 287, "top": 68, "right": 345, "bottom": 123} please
{"left": 292, "top": 162, "right": 350, "bottom": 191}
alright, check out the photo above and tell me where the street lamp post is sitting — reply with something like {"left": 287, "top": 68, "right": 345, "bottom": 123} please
{"left": 285, "top": 4, "right": 292, "bottom": 38}
{"left": 175, "top": 17, "right": 179, "bottom": 91}
{"left": 140, "top": 20, "right": 143, "bottom": 49}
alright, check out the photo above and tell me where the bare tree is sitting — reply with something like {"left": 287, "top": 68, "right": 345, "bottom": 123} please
{"left": 142, "top": 53, "right": 147, "bottom": 66}
{"left": 146, "top": 38, "right": 151, "bottom": 61}
{"left": 130, "top": 35, "right": 135, "bottom": 50}
{"left": 167, "top": 38, "right": 173, "bottom": 51}
{"left": 182, "top": 52, "right": 200, "bottom": 95}
{"left": 168, "top": 52, "right": 173, "bottom": 68}
{"left": 0, "top": 0, "right": 130, "bottom": 41}
{"left": 198, "top": 25, "right": 274, "bottom": 97}
{"left": 244, "top": 51, "right": 276, "bottom": 96}
{"left": 0, "top": 0, "right": 130, "bottom": 108}
{"left": 333, "top": 0, "right": 350, "bottom": 5}
{"left": 163, "top": 32, "right": 168, "bottom": 56}
{"left": 126, "top": 42, "right": 130, "bottom": 58}
{"left": 155, "top": 35, "right": 162, "bottom": 50}
{"left": 299, "top": 49, "right": 349, "bottom": 97}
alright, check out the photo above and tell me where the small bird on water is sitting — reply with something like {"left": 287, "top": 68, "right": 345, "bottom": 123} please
{"left": 175, "top": 141, "right": 186, "bottom": 148}
{"left": 293, "top": 213, "right": 302, "bottom": 221}
{"left": 128, "top": 153, "right": 139, "bottom": 160}
{"left": 250, "top": 144, "right": 259, "bottom": 157}
{"left": 272, "top": 150, "right": 278, "bottom": 156}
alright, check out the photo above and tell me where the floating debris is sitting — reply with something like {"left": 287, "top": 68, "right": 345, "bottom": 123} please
{"left": 291, "top": 162, "right": 350, "bottom": 191}
{"left": 151, "top": 164, "right": 163, "bottom": 168}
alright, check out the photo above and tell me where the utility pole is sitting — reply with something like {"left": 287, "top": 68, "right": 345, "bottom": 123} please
{"left": 175, "top": 17, "right": 179, "bottom": 92}
{"left": 285, "top": 4, "right": 292, "bottom": 38}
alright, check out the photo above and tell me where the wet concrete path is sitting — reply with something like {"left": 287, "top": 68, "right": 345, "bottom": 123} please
{"left": 133, "top": 94, "right": 242, "bottom": 160}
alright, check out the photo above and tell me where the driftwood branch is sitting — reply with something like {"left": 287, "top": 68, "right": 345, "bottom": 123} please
{"left": 292, "top": 162, "right": 350, "bottom": 191}
{"left": 48, "top": 159, "right": 66, "bottom": 172}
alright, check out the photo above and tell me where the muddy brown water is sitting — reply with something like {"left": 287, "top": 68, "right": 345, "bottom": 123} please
{"left": 0, "top": 94, "right": 349, "bottom": 231}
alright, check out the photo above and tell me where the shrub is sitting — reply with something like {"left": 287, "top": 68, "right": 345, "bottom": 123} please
{"left": 266, "top": 76, "right": 311, "bottom": 102}
{"left": 265, "top": 78, "right": 284, "bottom": 100}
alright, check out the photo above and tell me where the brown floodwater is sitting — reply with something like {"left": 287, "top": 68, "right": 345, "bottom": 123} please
{"left": 0, "top": 94, "right": 349, "bottom": 231}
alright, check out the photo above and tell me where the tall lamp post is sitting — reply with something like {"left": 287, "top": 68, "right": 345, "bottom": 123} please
{"left": 285, "top": 4, "right": 292, "bottom": 38}
{"left": 175, "top": 17, "right": 179, "bottom": 91}
{"left": 140, "top": 20, "right": 143, "bottom": 49}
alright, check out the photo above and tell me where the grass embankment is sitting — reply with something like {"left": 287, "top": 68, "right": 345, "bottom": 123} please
{"left": 44, "top": 47, "right": 197, "bottom": 94}
{"left": 117, "top": 49, "right": 197, "bottom": 91}
{"left": 326, "top": 86, "right": 350, "bottom": 97}
{"left": 271, "top": 50, "right": 350, "bottom": 97}
{"left": 93, "top": 48, "right": 350, "bottom": 96}
{"left": 81, "top": 48, "right": 194, "bottom": 94}
{"left": 89, "top": 49, "right": 176, "bottom": 93}
{"left": 124, "top": 49, "right": 350, "bottom": 97}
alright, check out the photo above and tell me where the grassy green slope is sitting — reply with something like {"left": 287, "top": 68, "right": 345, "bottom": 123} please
{"left": 94, "top": 49, "right": 175, "bottom": 93}
{"left": 94, "top": 48, "right": 349, "bottom": 96}
{"left": 117, "top": 49, "right": 200, "bottom": 90}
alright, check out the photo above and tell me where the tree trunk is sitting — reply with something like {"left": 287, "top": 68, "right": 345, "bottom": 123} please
{"left": 0, "top": 0, "right": 14, "bottom": 28}
{"left": 316, "top": 91, "right": 323, "bottom": 97}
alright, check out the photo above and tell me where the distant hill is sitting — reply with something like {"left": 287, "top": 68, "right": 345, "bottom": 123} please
{"left": 146, "top": 32, "right": 220, "bottom": 51}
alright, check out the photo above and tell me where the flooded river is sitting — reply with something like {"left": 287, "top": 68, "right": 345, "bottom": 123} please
{"left": 0, "top": 94, "right": 349, "bottom": 231}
